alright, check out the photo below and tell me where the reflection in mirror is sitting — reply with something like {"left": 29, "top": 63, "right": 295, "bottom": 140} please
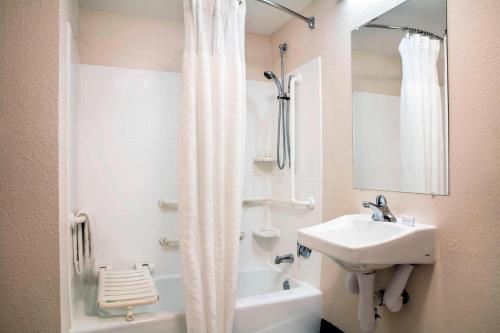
{"left": 352, "top": 0, "right": 448, "bottom": 195}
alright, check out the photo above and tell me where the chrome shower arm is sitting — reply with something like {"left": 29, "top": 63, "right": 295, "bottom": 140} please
{"left": 254, "top": 0, "right": 315, "bottom": 29}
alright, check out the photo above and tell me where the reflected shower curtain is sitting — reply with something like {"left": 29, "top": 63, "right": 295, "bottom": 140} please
{"left": 399, "top": 33, "right": 446, "bottom": 194}
{"left": 177, "top": 0, "right": 246, "bottom": 332}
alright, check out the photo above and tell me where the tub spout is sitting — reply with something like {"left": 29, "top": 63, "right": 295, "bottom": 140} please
{"left": 274, "top": 254, "right": 294, "bottom": 264}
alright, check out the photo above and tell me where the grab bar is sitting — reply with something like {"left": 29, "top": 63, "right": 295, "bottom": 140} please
{"left": 160, "top": 232, "right": 246, "bottom": 247}
{"left": 70, "top": 210, "right": 89, "bottom": 229}
{"left": 158, "top": 196, "right": 314, "bottom": 210}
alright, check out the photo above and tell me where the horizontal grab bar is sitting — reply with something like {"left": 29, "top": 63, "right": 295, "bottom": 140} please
{"left": 159, "top": 232, "right": 246, "bottom": 246}
{"left": 158, "top": 196, "right": 314, "bottom": 210}
{"left": 158, "top": 200, "right": 178, "bottom": 209}
{"left": 243, "top": 197, "right": 314, "bottom": 210}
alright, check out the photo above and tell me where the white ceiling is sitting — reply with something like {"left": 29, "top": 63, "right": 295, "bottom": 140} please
{"left": 352, "top": 0, "right": 447, "bottom": 58}
{"left": 79, "top": 0, "right": 316, "bottom": 35}
{"left": 245, "top": 0, "right": 315, "bottom": 35}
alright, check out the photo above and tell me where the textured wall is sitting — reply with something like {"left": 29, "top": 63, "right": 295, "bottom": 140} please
{"left": 271, "top": 0, "right": 500, "bottom": 332}
{"left": 0, "top": 1, "right": 61, "bottom": 332}
{"left": 78, "top": 9, "right": 271, "bottom": 81}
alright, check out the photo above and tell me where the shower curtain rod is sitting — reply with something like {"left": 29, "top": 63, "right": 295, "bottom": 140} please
{"left": 254, "top": 0, "right": 315, "bottom": 29}
{"left": 364, "top": 23, "right": 444, "bottom": 41}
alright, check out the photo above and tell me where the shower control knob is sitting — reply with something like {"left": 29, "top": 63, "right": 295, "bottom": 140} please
{"left": 297, "top": 242, "right": 312, "bottom": 258}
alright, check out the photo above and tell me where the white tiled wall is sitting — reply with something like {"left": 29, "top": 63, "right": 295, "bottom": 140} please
{"left": 240, "top": 80, "right": 274, "bottom": 270}
{"left": 77, "top": 65, "right": 180, "bottom": 275}
{"left": 76, "top": 65, "right": 274, "bottom": 275}
{"left": 75, "top": 60, "right": 321, "bottom": 284}
{"left": 352, "top": 88, "right": 446, "bottom": 192}
{"left": 353, "top": 91, "right": 401, "bottom": 191}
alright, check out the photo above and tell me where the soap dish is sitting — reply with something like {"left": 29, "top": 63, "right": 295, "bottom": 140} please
{"left": 252, "top": 226, "right": 280, "bottom": 238}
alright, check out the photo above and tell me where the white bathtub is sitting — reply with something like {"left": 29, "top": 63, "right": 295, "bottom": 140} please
{"left": 70, "top": 267, "right": 321, "bottom": 333}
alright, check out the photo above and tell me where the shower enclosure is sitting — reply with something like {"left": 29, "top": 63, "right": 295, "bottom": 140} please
{"left": 63, "top": 1, "right": 323, "bottom": 332}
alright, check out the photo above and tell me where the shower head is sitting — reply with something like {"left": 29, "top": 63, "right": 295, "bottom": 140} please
{"left": 263, "top": 70, "right": 283, "bottom": 95}
{"left": 263, "top": 71, "right": 275, "bottom": 80}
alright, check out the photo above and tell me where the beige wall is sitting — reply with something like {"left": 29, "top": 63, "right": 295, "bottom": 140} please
{"left": 79, "top": 9, "right": 271, "bottom": 81}
{"left": 0, "top": 1, "right": 61, "bottom": 332}
{"left": 271, "top": 0, "right": 500, "bottom": 332}
{"left": 352, "top": 51, "right": 402, "bottom": 96}
{"left": 351, "top": 50, "right": 445, "bottom": 96}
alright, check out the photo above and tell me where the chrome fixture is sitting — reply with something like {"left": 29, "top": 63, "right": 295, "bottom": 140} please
{"left": 254, "top": 0, "right": 315, "bottom": 29}
{"left": 160, "top": 232, "right": 246, "bottom": 246}
{"left": 363, "top": 23, "right": 444, "bottom": 41}
{"left": 278, "top": 42, "right": 288, "bottom": 99}
{"left": 263, "top": 71, "right": 283, "bottom": 97}
{"left": 264, "top": 43, "right": 291, "bottom": 169}
{"left": 297, "top": 242, "right": 312, "bottom": 258}
{"left": 283, "top": 278, "right": 290, "bottom": 290}
{"left": 362, "top": 195, "right": 397, "bottom": 222}
{"left": 274, "top": 253, "right": 294, "bottom": 264}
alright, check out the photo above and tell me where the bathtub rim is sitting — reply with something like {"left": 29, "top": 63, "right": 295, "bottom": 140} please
{"left": 69, "top": 265, "right": 322, "bottom": 332}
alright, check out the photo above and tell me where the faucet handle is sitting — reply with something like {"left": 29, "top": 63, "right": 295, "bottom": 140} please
{"left": 362, "top": 200, "right": 372, "bottom": 208}
{"left": 363, "top": 195, "right": 397, "bottom": 222}
{"left": 375, "top": 195, "right": 387, "bottom": 207}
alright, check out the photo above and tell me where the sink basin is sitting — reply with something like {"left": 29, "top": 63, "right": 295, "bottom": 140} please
{"left": 298, "top": 214, "right": 436, "bottom": 272}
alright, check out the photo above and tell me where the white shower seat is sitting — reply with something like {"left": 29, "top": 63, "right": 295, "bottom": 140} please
{"left": 97, "top": 266, "right": 159, "bottom": 321}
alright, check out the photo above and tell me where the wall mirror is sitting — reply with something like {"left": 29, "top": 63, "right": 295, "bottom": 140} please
{"left": 352, "top": 0, "right": 448, "bottom": 195}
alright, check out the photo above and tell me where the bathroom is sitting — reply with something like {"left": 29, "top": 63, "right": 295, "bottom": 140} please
{"left": 0, "top": 0, "right": 499, "bottom": 333}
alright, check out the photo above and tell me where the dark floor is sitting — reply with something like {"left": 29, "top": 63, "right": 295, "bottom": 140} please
{"left": 320, "top": 319, "right": 344, "bottom": 333}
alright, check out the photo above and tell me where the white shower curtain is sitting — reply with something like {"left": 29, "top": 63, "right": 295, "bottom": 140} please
{"left": 177, "top": 0, "right": 246, "bottom": 332}
{"left": 399, "top": 33, "right": 446, "bottom": 194}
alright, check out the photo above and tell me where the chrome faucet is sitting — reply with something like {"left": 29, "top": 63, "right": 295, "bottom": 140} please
{"left": 362, "top": 195, "right": 397, "bottom": 222}
{"left": 274, "top": 253, "right": 294, "bottom": 264}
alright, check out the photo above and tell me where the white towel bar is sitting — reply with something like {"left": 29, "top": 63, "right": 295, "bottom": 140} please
{"left": 71, "top": 210, "right": 88, "bottom": 229}
{"left": 71, "top": 210, "right": 94, "bottom": 275}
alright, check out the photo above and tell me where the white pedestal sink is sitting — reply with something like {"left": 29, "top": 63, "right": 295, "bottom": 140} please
{"left": 298, "top": 214, "right": 436, "bottom": 273}
{"left": 298, "top": 214, "right": 436, "bottom": 333}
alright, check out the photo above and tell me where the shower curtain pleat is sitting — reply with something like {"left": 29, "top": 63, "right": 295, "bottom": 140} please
{"left": 399, "top": 33, "right": 446, "bottom": 194}
{"left": 178, "top": 1, "right": 246, "bottom": 332}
